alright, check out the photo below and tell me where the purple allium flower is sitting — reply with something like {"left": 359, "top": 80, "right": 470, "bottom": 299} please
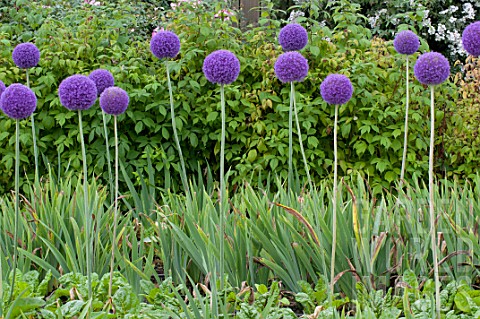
{"left": 0, "top": 83, "right": 37, "bottom": 119}
{"left": 274, "top": 51, "right": 308, "bottom": 83}
{"left": 12, "top": 43, "right": 40, "bottom": 69}
{"left": 58, "top": 75, "right": 97, "bottom": 111}
{"left": 150, "top": 31, "right": 181, "bottom": 59}
{"left": 202, "top": 50, "right": 240, "bottom": 85}
{"left": 278, "top": 23, "right": 308, "bottom": 51}
{"left": 413, "top": 52, "right": 450, "bottom": 86}
{"left": 89, "top": 69, "right": 114, "bottom": 95}
{"left": 393, "top": 30, "right": 420, "bottom": 55}
{"left": 320, "top": 74, "right": 353, "bottom": 105}
{"left": 99, "top": 87, "right": 129, "bottom": 116}
{"left": 462, "top": 21, "right": 480, "bottom": 56}
{"left": 0, "top": 80, "right": 5, "bottom": 97}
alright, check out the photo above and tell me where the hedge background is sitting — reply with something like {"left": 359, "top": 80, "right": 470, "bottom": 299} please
{"left": 0, "top": 0, "right": 476, "bottom": 195}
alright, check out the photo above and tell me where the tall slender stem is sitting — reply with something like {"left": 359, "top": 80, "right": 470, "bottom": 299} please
{"left": 330, "top": 104, "right": 339, "bottom": 300}
{"left": 429, "top": 86, "right": 440, "bottom": 318}
{"left": 292, "top": 82, "right": 313, "bottom": 191}
{"left": 102, "top": 112, "right": 114, "bottom": 204}
{"left": 166, "top": 62, "right": 190, "bottom": 195}
{"left": 108, "top": 116, "right": 119, "bottom": 298}
{"left": 27, "top": 69, "right": 39, "bottom": 185}
{"left": 8, "top": 120, "right": 20, "bottom": 302}
{"left": 288, "top": 82, "right": 293, "bottom": 193}
{"left": 400, "top": 56, "right": 410, "bottom": 186}
{"left": 219, "top": 84, "right": 226, "bottom": 290}
{"left": 78, "top": 110, "right": 93, "bottom": 304}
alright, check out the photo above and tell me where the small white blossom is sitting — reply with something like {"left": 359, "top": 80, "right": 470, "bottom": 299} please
{"left": 288, "top": 10, "right": 305, "bottom": 22}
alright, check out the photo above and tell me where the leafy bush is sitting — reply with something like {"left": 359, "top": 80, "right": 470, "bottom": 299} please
{"left": 291, "top": 0, "right": 480, "bottom": 63}
{"left": 446, "top": 56, "right": 480, "bottom": 178}
{"left": 0, "top": 0, "right": 463, "bottom": 194}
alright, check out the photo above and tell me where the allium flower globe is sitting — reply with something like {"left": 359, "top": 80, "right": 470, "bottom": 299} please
{"left": 320, "top": 74, "right": 353, "bottom": 105}
{"left": 89, "top": 69, "right": 114, "bottom": 95}
{"left": 393, "top": 30, "right": 420, "bottom": 55}
{"left": 414, "top": 52, "right": 450, "bottom": 86}
{"left": 58, "top": 75, "right": 98, "bottom": 111}
{"left": 99, "top": 87, "right": 129, "bottom": 116}
{"left": 462, "top": 21, "right": 480, "bottom": 56}
{"left": 150, "top": 31, "right": 181, "bottom": 59}
{"left": 278, "top": 23, "right": 308, "bottom": 51}
{"left": 0, "top": 80, "right": 5, "bottom": 96}
{"left": 202, "top": 50, "right": 240, "bottom": 85}
{"left": 0, "top": 83, "right": 37, "bottom": 119}
{"left": 12, "top": 43, "right": 40, "bottom": 69}
{"left": 274, "top": 52, "right": 309, "bottom": 83}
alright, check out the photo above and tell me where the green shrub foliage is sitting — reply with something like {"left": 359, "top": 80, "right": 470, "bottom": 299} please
{"left": 0, "top": 0, "right": 462, "bottom": 194}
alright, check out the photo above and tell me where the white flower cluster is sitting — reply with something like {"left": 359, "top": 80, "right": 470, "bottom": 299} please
{"left": 288, "top": 10, "right": 305, "bottom": 23}
{"left": 421, "top": 2, "right": 478, "bottom": 58}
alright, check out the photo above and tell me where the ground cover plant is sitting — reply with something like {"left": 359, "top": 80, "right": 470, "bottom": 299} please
{"left": 2, "top": 0, "right": 480, "bottom": 318}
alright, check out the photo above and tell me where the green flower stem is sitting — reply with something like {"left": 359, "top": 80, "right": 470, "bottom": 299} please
{"left": 400, "top": 56, "right": 410, "bottom": 186}
{"left": 26, "top": 70, "right": 39, "bottom": 185}
{"left": 78, "top": 110, "right": 93, "bottom": 304}
{"left": 166, "top": 62, "right": 190, "bottom": 196}
{"left": 291, "top": 82, "right": 313, "bottom": 191}
{"left": 330, "top": 103, "right": 339, "bottom": 301}
{"left": 102, "top": 112, "right": 114, "bottom": 204}
{"left": 288, "top": 83, "right": 293, "bottom": 193}
{"left": 108, "top": 115, "right": 119, "bottom": 299}
{"left": 429, "top": 86, "right": 440, "bottom": 319}
{"left": 8, "top": 120, "right": 20, "bottom": 303}
{"left": 219, "top": 84, "right": 226, "bottom": 290}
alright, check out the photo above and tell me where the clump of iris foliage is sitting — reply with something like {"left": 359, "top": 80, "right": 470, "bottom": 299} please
{"left": 1, "top": 0, "right": 480, "bottom": 318}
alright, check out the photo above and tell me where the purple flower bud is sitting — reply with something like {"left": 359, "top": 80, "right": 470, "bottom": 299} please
{"left": 278, "top": 23, "right": 308, "bottom": 51}
{"left": 320, "top": 74, "right": 353, "bottom": 105}
{"left": 58, "top": 75, "right": 97, "bottom": 111}
{"left": 202, "top": 50, "right": 240, "bottom": 85}
{"left": 12, "top": 43, "right": 40, "bottom": 69}
{"left": 99, "top": 87, "right": 129, "bottom": 116}
{"left": 462, "top": 21, "right": 480, "bottom": 57}
{"left": 393, "top": 30, "right": 420, "bottom": 55}
{"left": 414, "top": 52, "right": 450, "bottom": 86}
{"left": 150, "top": 31, "right": 181, "bottom": 59}
{"left": 274, "top": 51, "right": 308, "bottom": 83}
{"left": 0, "top": 83, "right": 37, "bottom": 119}
{"left": 0, "top": 80, "right": 6, "bottom": 97}
{"left": 89, "top": 69, "right": 114, "bottom": 95}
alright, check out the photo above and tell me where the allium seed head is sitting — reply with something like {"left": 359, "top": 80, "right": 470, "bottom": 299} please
{"left": 462, "top": 21, "right": 480, "bottom": 56}
{"left": 0, "top": 83, "right": 37, "bottom": 119}
{"left": 274, "top": 51, "right": 309, "bottom": 83}
{"left": 414, "top": 52, "right": 450, "bottom": 86}
{"left": 89, "top": 69, "right": 115, "bottom": 95}
{"left": 150, "top": 31, "right": 181, "bottom": 59}
{"left": 393, "top": 30, "right": 420, "bottom": 55}
{"left": 99, "top": 87, "right": 129, "bottom": 116}
{"left": 58, "top": 75, "right": 98, "bottom": 111}
{"left": 278, "top": 23, "right": 308, "bottom": 51}
{"left": 12, "top": 43, "right": 40, "bottom": 69}
{"left": 320, "top": 74, "right": 353, "bottom": 105}
{"left": 202, "top": 50, "right": 240, "bottom": 85}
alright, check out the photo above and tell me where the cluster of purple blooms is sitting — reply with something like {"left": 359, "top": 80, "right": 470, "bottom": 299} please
{"left": 274, "top": 24, "right": 310, "bottom": 85}
{"left": 58, "top": 71, "right": 129, "bottom": 116}
{"left": 0, "top": 42, "right": 130, "bottom": 122}
{"left": 393, "top": 30, "right": 450, "bottom": 86}
{"left": 0, "top": 43, "right": 39, "bottom": 120}
{"left": 273, "top": 23, "right": 353, "bottom": 106}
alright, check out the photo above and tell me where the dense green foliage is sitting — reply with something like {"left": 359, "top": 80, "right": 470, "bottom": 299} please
{"left": 0, "top": 0, "right": 467, "bottom": 194}
{"left": 2, "top": 171, "right": 480, "bottom": 317}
